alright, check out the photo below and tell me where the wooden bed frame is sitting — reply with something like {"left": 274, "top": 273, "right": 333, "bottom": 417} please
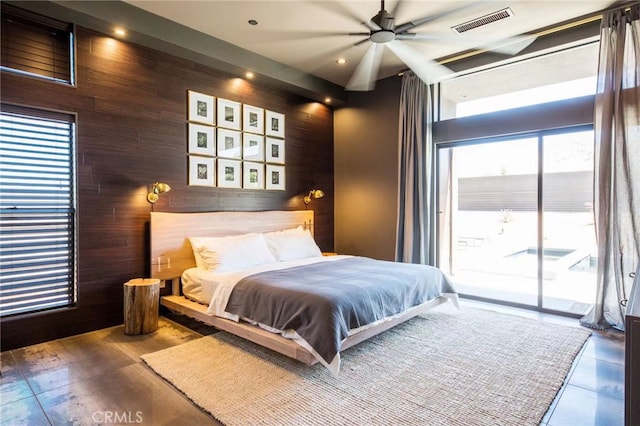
{"left": 150, "top": 210, "right": 452, "bottom": 366}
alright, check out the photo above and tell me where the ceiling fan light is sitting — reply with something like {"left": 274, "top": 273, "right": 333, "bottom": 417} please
{"left": 370, "top": 30, "right": 395, "bottom": 44}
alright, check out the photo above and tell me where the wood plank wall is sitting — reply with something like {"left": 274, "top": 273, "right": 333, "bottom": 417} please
{"left": 0, "top": 27, "right": 334, "bottom": 350}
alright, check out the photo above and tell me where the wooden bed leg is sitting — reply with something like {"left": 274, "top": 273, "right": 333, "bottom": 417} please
{"left": 171, "top": 278, "right": 181, "bottom": 296}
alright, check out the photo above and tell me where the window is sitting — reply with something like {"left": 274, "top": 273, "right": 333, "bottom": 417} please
{"left": 1, "top": 3, "right": 74, "bottom": 84}
{"left": 0, "top": 106, "right": 76, "bottom": 316}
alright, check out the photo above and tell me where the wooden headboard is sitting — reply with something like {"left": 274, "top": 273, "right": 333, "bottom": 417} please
{"left": 150, "top": 210, "right": 314, "bottom": 280}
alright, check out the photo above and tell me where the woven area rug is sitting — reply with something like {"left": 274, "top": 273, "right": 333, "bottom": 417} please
{"left": 141, "top": 306, "right": 590, "bottom": 425}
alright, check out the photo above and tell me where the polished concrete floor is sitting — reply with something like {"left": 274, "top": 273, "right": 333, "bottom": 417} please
{"left": 0, "top": 301, "right": 625, "bottom": 426}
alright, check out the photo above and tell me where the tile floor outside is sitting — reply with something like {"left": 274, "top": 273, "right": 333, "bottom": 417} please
{"left": 0, "top": 299, "right": 625, "bottom": 426}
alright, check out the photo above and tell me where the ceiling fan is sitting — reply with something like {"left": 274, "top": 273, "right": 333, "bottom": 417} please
{"left": 342, "top": 0, "right": 537, "bottom": 91}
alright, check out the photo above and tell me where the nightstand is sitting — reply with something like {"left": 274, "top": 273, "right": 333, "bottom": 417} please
{"left": 322, "top": 252, "right": 338, "bottom": 256}
{"left": 124, "top": 278, "right": 160, "bottom": 335}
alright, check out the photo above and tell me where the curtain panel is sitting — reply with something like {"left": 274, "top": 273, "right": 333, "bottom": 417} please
{"left": 581, "top": 4, "right": 640, "bottom": 331}
{"left": 395, "top": 72, "right": 434, "bottom": 265}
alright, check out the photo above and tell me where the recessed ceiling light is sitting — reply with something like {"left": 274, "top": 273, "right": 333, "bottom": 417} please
{"left": 245, "top": 71, "right": 255, "bottom": 79}
{"left": 324, "top": 97, "right": 331, "bottom": 104}
{"left": 336, "top": 58, "right": 347, "bottom": 65}
{"left": 114, "top": 27, "right": 126, "bottom": 37}
{"left": 248, "top": 19, "right": 258, "bottom": 26}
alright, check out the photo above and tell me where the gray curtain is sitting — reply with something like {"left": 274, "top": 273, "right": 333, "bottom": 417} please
{"left": 395, "top": 72, "right": 434, "bottom": 264}
{"left": 581, "top": 4, "right": 640, "bottom": 331}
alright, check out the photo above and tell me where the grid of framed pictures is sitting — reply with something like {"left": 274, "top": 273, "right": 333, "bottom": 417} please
{"left": 186, "top": 90, "right": 285, "bottom": 190}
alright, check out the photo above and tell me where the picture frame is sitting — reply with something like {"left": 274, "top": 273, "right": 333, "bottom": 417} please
{"left": 217, "top": 98, "right": 241, "bottom": 130}
{"left": 188, "top": 155, "right": 215, "bottom": 187}
{"left": 188, "top": 123, "right": 215, "bottom": 156}
{"left": 217, "top": 159, "right": 242, "bottom": 188}
{"left": 243, "top": 161, "right": 264, "bottom": 190}
{"left": 265, "top": 137, "right": 285, "bottom": 164}
{"left": 187, "top": 90, "right": 215, "bottom": 125}
{"left": 265, "top": 110, "right": 285, "bottom": 138}
{"left": 265, "top": 164, "right": 285, "bottom": 191}
{"left": 242, "top": 133, "right": 264, "bottom": 161}
{"left": 217, "top": 129, "right": 242, "bottom": 159}
{"left": 243, "top": 104, "right": 264, "bottom": 135}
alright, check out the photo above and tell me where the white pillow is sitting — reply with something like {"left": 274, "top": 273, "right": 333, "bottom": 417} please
{"left": 263, "top": 227, "right": 322, "bottom": 261}
{"left": 189, "top": 233, "right": 277, "bottom": 272}
{"left": 191, "top": 244, "right": 206, "bottom": 269}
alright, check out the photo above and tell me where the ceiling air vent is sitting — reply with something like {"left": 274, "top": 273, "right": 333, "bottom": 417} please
{"left": 452, "top": 8, "right": 514, "bottom": 34}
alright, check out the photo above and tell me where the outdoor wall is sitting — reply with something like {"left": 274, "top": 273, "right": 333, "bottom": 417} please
{"left": 459, "top": 171, "right": 593, "bottom": 211}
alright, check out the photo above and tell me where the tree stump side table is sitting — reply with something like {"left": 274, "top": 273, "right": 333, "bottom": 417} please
{"left": 124, "top": 278, "right": 160, "bottom": 335}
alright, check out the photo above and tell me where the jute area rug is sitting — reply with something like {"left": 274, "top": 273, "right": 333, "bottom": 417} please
{"left": 141, "top": 306, "right": 590, "bottom": 425}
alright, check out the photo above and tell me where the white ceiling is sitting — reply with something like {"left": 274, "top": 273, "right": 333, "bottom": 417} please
{"left": 124, "top": 0, "right": 615, "bottom": 88}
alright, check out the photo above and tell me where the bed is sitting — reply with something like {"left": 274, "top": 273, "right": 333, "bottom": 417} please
{"left": 151, "top": 210, "right": 458, "bottom": 375}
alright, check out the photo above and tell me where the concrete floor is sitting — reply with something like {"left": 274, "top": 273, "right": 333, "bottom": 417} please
{"left": 0, "top": 301, "right": 625, "bottom": 426}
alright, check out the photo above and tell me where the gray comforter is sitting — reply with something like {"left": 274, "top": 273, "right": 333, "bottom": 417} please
{"left": 224, "top": 257, "right": 456, "bottom": 364}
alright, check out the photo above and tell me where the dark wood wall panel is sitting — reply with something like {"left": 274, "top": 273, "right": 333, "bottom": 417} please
{"left": 1, "top": 27, "right": 334, "bottom": 350}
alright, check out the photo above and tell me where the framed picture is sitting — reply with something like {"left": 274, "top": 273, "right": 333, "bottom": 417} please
{"left": 265, "top": 137, "right": 285, "bottom": 164}
{"left": 243, "top": 104, "right": 264, "bottom": 134}
{"left": 187, "top": 90, "right": 215, "bottom": 125}
{"left": 243, "top": 161, "right": 264, "bottom": 189}
{"left": 188, "top": 123, "right": 215, "bottom": 156}
{"left": 266, "top": 164, "right": 285, "bottom": 191}
{"left": 188, "top": 156, "right": 215, "bottom": 186}
{"left": 217, "top": 159, "right": 242, "bottom": 188}
{"left": 217, "top": 129, "right": 242, "bottom": 159}
{"left": 242, "top": 133, "right": 264, "bottom": 161}
{"left": 265, "top": 110, "right": 285, "bottom": 138}
{"left": 217, "top": 98, "right": 241, "bottom": 130}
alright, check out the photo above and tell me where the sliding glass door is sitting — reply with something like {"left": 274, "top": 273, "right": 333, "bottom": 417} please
{"left": 541, "top": 130, "right": 596, "bottom": 313}
{"left": 436, "top": 127, "right": 596, "bottom": 315}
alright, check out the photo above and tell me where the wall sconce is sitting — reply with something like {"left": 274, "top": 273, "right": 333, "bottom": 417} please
{"left": 304, "top": 189, "right": 324, "bottom": 205}
{"left": 147, "top": 182, "right": 171, "bottom": 203}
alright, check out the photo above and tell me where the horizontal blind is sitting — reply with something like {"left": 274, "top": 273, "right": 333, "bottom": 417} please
{"left": 0, "top": 109, "right": 75, "bottom": 316}
{"left": 1, "top": 4, "right": 73, "bottom": 83}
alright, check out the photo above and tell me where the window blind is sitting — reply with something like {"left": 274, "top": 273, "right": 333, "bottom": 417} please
{"left": 1, "top": 3, "right": 73, "bottom": 84}
{"left": 0, "top": 108, "right": 76, "bottom": 316}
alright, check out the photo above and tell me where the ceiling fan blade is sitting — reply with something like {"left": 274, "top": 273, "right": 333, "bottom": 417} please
{"left": 394, "top": 4, "right": 476, "bottom": 34}
{"left": 472, "top": 34, "right": 537, "bottom": 55}
{"left": 346, "top": 43, "right": 384, "bottom": 91}
{"left": 395, "top": 33, "right": 537, "bottom": 56}
{"left": 256, "top": 29, "right": 355, "bottom": 42}
{"left": 292, "top": 41, "right": 360, "bottom": 74}
{"left": 353, "top": 37, "right": 371, "bottom": 47}
{"left": 385, "top": 40, "right": 452, "bottom": 84}
{"left": 364, "top": 20, "right": 382, "bottom": 32}
{"left": 308, "top": 1, "right": 380, "bottom": 31}
{"left": 389, "top": 0, "right": 405, "bottom": 20}
{"left": 395, "top": 33, "right": 444, "bottom": 41}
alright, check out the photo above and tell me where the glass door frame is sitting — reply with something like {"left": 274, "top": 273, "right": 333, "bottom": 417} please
{"left": 434, "top": 124, "right": 594, "bottom": 317}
